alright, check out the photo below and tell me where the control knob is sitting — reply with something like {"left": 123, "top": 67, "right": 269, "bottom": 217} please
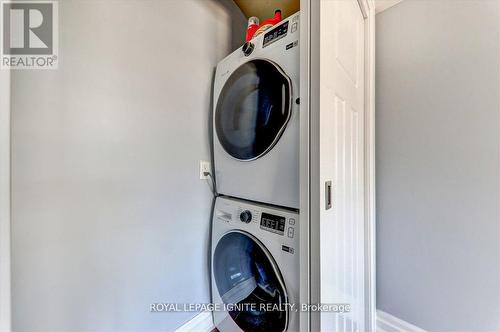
{"left": 239, "top": 210, "right": 252, "bottom": 223}
{"left": 241, "top": 42, "right": 255, "bottom": 56}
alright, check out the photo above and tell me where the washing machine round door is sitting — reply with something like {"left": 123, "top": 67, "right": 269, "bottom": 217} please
{"left": 215, "top": 59, "right": 292, "bottom": 161}
{"left": 213, "top": 231, "right": 288, "bottom": 332}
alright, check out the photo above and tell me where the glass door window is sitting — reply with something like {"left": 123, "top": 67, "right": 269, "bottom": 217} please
{"left": 215, "top": 60, "right": 292, "bottom": 161}
{"left": 213, "top": 231, "right": 288, "bottom": 331}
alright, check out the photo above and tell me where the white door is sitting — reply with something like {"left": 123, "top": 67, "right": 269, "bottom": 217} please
{"left": 300, "top": 0, "right": 375, "bottom": 332}
{"left": 320, "top": 0, "right": 366, "bottom": 331}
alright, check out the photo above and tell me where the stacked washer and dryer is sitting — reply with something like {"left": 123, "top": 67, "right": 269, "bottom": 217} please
{"left": 210, "top": 12, "right": 301, "bottom": 332}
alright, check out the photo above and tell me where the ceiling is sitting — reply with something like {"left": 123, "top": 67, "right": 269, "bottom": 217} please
{"left": 233, "top": 0, "right": 299, "bottom": 20}
{"left": 233, "top": 0, "right": 403, "bottom": 19}
{"left": 374, "top": 0, "right": 403, "bottom": 13}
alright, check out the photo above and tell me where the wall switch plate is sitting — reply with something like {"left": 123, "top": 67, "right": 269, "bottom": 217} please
{"left": 199, "top": 161, "right": 211, "bottom": 180}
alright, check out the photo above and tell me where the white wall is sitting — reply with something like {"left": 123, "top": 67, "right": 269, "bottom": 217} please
{"left": 10, "top": 1, "right": 245, "bottom": 331}
{"left": 376, "top": 1, "right": 500, "bottom": 331}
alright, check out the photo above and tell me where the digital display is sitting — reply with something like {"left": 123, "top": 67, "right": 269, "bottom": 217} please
{"left": 260, "top": 213, "right": 286, "bottom": 235}
{"left": 263, "top": 21, "right": 289, "bottom": 48}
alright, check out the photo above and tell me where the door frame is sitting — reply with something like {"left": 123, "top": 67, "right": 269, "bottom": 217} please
{"left": 298, "top": 0, "right": 376, "bottom": 330}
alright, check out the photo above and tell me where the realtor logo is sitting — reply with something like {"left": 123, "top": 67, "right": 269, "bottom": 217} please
{"left": 1, "top": 1, "right": 58, "bottom": 69}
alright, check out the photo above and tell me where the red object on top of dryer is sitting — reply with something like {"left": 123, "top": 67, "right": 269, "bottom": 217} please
{"left": 245, "top": 10, "right": 282, "bottom": 42}
{"left": 245, "top": 16, "right": 260, "bottom": 42}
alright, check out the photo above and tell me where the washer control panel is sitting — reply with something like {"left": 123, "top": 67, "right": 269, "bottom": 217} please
{"left": 260, "top": 212, "right": 286, "bottom": 235}
{"left": 216, "top": 197, "right": 298, "bottom": 240}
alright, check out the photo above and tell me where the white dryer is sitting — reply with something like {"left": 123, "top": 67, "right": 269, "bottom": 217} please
{"left": 211, "top": 196, "right": 299, "bottom": 332}
{"left": 213, "top": 12, "right": 300, "bottom": 209}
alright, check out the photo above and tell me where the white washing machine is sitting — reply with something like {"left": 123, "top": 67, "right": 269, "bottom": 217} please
{"left": 213, "top": 12, "right": 300, "bottom": 209}
{"left": 211, "top": 196, "right": 299, "bottom": 332}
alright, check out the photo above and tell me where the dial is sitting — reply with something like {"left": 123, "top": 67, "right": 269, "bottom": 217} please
{"left": 239, "top": 210, "right": 252, "bottom": 223}
{"left": 241, "top": 42, "right": 254, "bottom": 56}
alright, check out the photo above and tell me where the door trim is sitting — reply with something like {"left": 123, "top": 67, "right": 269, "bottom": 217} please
{"left": 363, "top": 1, "right": 377, "bottom": 331}
{"left": 299, "top": 0, "right": 318, "bottom": 330}
{"left": 298, "top": 0, "right": 376, "bottom": 330}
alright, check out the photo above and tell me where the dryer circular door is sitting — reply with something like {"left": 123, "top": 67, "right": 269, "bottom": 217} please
{"left": 215, "top": 59, "right": 292, "bottom": 161}
{"left": 213, "top": 231, "right": 288, "bottom": 332}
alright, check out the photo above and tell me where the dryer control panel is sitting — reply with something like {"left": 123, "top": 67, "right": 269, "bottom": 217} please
{"left": 263, "top": 21, "right": 289, "bottom": 48}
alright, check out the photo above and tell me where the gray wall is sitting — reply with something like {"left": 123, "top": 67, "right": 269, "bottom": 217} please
{"left": 376, "top": 1, "right": 500, "bottom": 331}
{"left": 10, "top": 1, "right": 245, "bottom": 331}
{"left": 0, "top": 61, "right": 11, "bottom": 332}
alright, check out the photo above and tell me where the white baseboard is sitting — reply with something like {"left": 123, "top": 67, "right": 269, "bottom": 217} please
{"left": 177, "top": 309, "right": 425, "bottom": 332}
{"left": 377, "top": 310, "right": 427, "bottom": 332}
{"left": 175, "top": 311, "right": 214, "bottom": 332}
